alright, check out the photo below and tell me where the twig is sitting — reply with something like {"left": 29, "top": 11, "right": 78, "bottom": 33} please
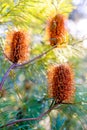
{"left": 14, "top": 45, "right": 57, "bottom": 68}
{"left": 15, "top": 37, "right": 87, "bottom": 69}
{"left": 0, "top": 45, "right": 56, "bottom": 90}
{"left": 0, "top": 103, "right": 58, "bottom": 128}
{"left": 0, "top": 101, "right": 87, "bottom": 128}
{"left": 0, "top": 64, "right": 16, "bottom": 90}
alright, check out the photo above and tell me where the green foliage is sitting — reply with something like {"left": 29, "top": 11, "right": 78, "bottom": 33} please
{"left": 51, "top": 114, "right": 66, "bottom": 130}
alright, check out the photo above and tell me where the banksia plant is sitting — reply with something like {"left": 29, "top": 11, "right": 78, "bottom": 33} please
{"left": 4, "top": 30, "right": 29, "bottom": 64}
{"left": 46, "top": 14, "right": 68, "bottom": 47}
{"left": 47, "top": 63, "right": 75, "bottom": 103}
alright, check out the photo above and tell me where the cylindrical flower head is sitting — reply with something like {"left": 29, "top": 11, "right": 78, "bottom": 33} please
{"left": 46, "top": 14, "right": 68, "bottom": 47}
{"left": 47, "top": 63, "right": 75, "bottom": 103}
{"left": 4, "top": 31, "right": 29, "bottom": 64}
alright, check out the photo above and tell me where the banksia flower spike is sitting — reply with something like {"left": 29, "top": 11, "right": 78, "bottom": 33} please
{"left": 4, "top": 30, "right": 29, "bottom": 64}
{"left": 47, "top": 63, "right": 75, "bottom": 104}
{"left": 46, "top": 14, "right": 68, "bottom": 47}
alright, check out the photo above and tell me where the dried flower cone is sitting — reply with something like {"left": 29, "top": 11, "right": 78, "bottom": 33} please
{"left": 46, "top": 14, "right": 68, "bottom": 47}
{"left": 4, "top": 31, "right": 29, "bottom": 63}
{"left": 47, "top": 63, "right": 75, "bottom": 103}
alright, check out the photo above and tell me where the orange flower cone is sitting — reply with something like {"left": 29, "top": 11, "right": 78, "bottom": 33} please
{"left": 4, "top": 31, "right": 29, "bottom": 64}
{"left": 46, "top": 14, "right": 68, "bottom": 47}
{"left": 47, "top": 63, "right": 75, "bottom": 103}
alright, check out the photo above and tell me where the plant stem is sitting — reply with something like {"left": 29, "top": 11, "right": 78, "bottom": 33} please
{"left": 1, "top": 45, "right": 56, "bottom": 90}
{"left": 15, "top": 45, "right": 57, "bottom": 68}
{"left": 0, "top": 103, "right": 58, "bottom": 128}
{"left": 0, "top": 64, "right": 16, "bottom": 90}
